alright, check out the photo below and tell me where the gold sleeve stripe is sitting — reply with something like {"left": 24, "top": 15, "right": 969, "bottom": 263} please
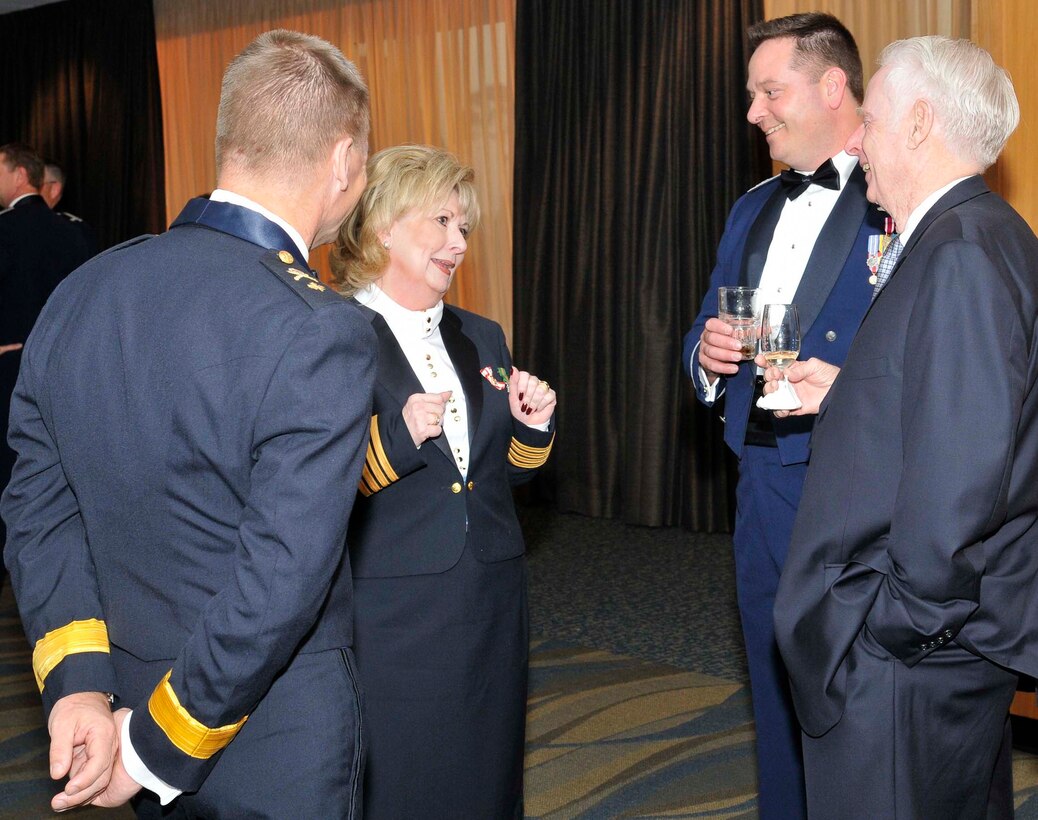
{"left": 508, "top": 433, "right": 555, "bottom": 470}
{"left": 368, "top": 416, "right": 399, "bottom": 483}
{"left": 148, "top": 670, "right": 247, "bottom": 759}
{"left": 358, "top": 463, "right": 377, "bottom": 497}
{"left": 357, "top": 415, "right": 402, "bottom": 495}
{"left": 365, "top": 446, "right": 391, "bottom": 488}
{"left": 32, "top": 619, "right": 111, "bottom": 692}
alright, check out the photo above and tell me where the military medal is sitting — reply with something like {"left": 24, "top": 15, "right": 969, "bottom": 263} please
{"left": 866, "top": 217, "right": 897, "bottom": 286}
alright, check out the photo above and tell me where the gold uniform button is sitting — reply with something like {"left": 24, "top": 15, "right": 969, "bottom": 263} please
{"left": 450, "top": 482, "right": 462, "bottom": 494}
{"left": 278, "top": 250, "right": 294, "bottom": 264}
{"left": 467, "top": 480, "right": 474, "bottom": 491}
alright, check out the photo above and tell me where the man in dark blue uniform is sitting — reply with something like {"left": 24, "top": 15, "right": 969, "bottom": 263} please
{"left": 0, "top": 142, "right": 91, "bottom": 562}
{"left": 2, "top": 30, "right": 375, "bottom": 816}
{"left": 41, "top": 160, "right": 100, "bottom": 256}
{"left": 682, "top": 14, "right": 884, "bottom": 818}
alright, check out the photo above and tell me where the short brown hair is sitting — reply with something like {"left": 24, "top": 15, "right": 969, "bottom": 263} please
{"left": 748, "top": 13, "right": 864, "bottom": 102}
{"left": 331, "top": 144, "right": 480, "bottom": 297}
{"left": 0, "top": 142, "right": 45, "bottom": 189}
{"left": 216, "top": 30, "right": 370, "bottom": 178}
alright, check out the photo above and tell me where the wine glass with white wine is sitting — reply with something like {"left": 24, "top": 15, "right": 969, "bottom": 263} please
{"left": 760, "top": 303, "right": 801, "bottom": 382}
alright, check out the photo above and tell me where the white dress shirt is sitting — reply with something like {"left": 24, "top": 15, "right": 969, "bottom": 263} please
{"left": 356, "top": 284, "right": 473, "bottom": 476}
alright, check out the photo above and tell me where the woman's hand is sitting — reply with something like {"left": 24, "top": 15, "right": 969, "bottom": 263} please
{"left": 402, "top": 391, "right": 452, "bottom": 446}
{"left": 509, "top": 367, "right": 556, "bottom": 427}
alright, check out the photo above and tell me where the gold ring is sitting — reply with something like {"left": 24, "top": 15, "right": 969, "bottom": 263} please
{"left": 539, "top": 380, "right": 550, "bottom": 390}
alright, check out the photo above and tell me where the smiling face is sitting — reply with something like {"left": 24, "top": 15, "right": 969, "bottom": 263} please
{"left": 845, "top": 66, "right": 915, "bottom": 227}
{"left": 746, "top": 37, "right": 837, "bottom": 171}
{"left": 379, "top": 190, "right": 469, "bottom": 310}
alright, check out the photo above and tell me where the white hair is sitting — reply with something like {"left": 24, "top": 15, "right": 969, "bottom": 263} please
{"left": 878, "top": 36, "right": 1018, "bottom": 170}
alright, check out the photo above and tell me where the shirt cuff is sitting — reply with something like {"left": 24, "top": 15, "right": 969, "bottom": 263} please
{"left": 524, "top": 419, "right": 551, "bottom": 432}
{"left": 692, "top": 339, "right": 724, "bottom": 403}
{"left": 121, "top": 710, "right": 182, "bottom": 806}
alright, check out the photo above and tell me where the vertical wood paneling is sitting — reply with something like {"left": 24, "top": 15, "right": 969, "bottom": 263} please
{"left": 973, "top": 0, "right": 1038, "bottom": 231}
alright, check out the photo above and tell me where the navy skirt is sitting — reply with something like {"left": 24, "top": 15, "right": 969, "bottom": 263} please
{"left": 352, "top": 539, "right": 528, "bottom": 819}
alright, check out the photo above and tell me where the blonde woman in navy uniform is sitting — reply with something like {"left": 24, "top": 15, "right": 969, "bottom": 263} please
{"left": 333, "top": 144, "right": 557, "bottom": 819}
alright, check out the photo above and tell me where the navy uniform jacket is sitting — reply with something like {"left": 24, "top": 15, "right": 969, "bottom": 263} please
{"left": 2, "top": 199, "right": 376, "bottom": 790}
{"left": 683, "top": 166, "right": 884, "bottom": 464}
{"left": 0, "top": 193, "right": 91, "bottom": 345}
{"left": 56, "top": 210, "right": 100, "bottom": 257}
{"left": 349, "top": 303, "right": 553, "bottom": 577}
{"left": 775, "top": 177, "right": 1038, "bottom": 737}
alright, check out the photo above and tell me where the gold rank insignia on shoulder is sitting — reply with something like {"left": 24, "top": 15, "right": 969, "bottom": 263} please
{"left": 287, "top": 267, "right": 326, "bottom": 292}
{"left": 278, "top": 250, "right": 294, "bottom": 264}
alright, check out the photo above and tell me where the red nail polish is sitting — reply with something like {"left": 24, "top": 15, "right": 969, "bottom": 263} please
{"left": 521, "top": 403, "right": 528, "bottom": 413}
{"left": 518, "top": 392, "right": 524, "bottom": 401}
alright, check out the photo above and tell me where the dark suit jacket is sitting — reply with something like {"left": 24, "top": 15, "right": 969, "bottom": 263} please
{"left": 683, "top": 166, "right": 884, "bottom": 464}
{"left": 775, "top": 176, "right": 1038, "bottom": 737}
{"left": 348, "top": 303, "right": 554, "bottom": 577}
{"left": 0, "top": 194, "right": 91, "bottom": 344}
{"left": 2, "top": 214, "right": 376, "bottom": 789}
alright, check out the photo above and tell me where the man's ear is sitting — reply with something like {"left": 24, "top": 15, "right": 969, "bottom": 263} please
{"left": 823, "top": 67, "right": 848, "bottom": 110}
{"left": 332, "top": 137, "right": 356, "bottom": 191}
{"left": 907, "top": 99, "right": 934, "bottom": 149}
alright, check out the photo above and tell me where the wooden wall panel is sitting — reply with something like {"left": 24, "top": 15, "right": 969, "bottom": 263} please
{"left": 762, "top": 1, "right": 971, "bottom": 82}
{"left": 973, "top": 0, "right": 1038, "bottom": 231}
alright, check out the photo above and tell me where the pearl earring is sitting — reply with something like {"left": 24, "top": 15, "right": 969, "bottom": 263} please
{"left": 383, "top": 241, "right": 391, "bottom": 249}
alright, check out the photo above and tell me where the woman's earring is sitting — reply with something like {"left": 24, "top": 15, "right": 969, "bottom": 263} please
{"left": 382, "top": 241, "right": 391, "bottom": 249}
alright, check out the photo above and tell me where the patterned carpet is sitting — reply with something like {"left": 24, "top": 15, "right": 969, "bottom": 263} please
{"left": 3, "top": 508, "right": 1038, "bottom": 818}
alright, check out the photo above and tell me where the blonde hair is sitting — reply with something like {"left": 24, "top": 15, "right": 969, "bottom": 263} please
{"left": 331, "top": 144, "right": 480, "bottom": 296}
{"left": 216, "top": 30, "right": 369, "bottom": 179}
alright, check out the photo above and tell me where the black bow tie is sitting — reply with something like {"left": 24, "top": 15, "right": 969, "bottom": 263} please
{"left": 779, "top": 159, "right": 841, "bottom": 200}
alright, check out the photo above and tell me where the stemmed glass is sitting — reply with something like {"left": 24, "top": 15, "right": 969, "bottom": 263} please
{"left": 759, "top": 304, "right": 801, "bottom": 382}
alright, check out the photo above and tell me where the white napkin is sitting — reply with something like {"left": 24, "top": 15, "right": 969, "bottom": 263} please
{"left": 756, "top": 378, "right": 802, "bottom": 411}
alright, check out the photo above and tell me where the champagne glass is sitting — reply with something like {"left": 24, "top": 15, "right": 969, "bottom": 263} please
{"left": 760, "top": 303, "right": 801, "bottom": 381}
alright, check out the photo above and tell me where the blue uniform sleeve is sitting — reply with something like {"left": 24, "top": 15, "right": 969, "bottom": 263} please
{"left": 127, "top": 302, "right": 376, "bottom": 790}
{"left": 683, "top": 192, "right": 754, "bottom": 401}
{"left": 3, "top": 346, "right": 119, "bottom": 712}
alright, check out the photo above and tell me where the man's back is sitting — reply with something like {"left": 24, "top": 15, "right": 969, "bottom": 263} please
{"left": 14, "top": 222, "right": 371, "bottom": 663}
{"left": 0, "top": 194, "right": 90, "bottom": 343}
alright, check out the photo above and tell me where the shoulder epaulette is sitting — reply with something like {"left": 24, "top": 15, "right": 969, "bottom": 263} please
{"left": 92, "top": 234, "right": 153, "bottom": 260}
{"left": 747, "top": 173, "right": 780, "bottom": 194}
{"left": 58, "top": 211, "right": 84, "bottom": 223}
{"left": 261, "top": 249, "right": 345, "bottom": 309}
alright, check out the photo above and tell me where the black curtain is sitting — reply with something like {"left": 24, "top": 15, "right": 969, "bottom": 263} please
{"left": 513, "top": 0, "right": 769, "bottom": 530}
{"left": 0, "top": 0, "right": 165, "bottom": 249}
